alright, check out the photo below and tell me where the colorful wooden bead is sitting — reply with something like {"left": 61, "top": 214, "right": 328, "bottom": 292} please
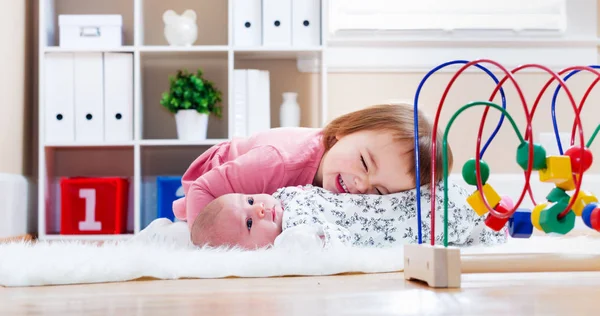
{"left": 508, "top": 209, "right": 533, "bottom": 238}
{"left": 545, "top": 187, "right": 569, "bottom": 203}
{"left": 539, "top": 201, "right": 576, "bottom": 235}
{"left": 591, "top": 208, "right": 600, "bottom": 231}
{"left": 569, "top": 190, "right": 598, "bottom": 216}
{"left": 556, "top": 173, "right": 578, "bottom": 191}
{"left": 461, "top": 158, "right": 490, "bottom": 186}
{"left": 516, "top": 142, "right": 547, "bottom": 171}
{"left": 531, "top": 203, "right": 547, "bottom": 231}
{"left": 564, "top": 145, "right": 593, "bottom": 173}
{"left": 539, "top": 156, "right": 573, "bottom": 185}
{"left": 466, "top": 183, "right": 501, "bottom": 216}
{"left": 582, "top": 202, "right": 599, "bottom": 229}
{"left": 484, "top": 196, "right": 513, "bottom": 231}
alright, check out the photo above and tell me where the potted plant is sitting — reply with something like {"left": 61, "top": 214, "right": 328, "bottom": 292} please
{"left": 160, "top": 68, "right": 223, "bottom": 140}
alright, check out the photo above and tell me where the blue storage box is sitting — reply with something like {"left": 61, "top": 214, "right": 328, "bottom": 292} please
{"left": 156, "top": 176, "right": 183, "bottom": 221}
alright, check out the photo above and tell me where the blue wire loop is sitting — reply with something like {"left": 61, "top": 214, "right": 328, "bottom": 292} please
{"left": 550, "top": 65, "right": 600, "bottom": 155}
{"left": 413, "top": 60, "right": 506, "bottom": 244}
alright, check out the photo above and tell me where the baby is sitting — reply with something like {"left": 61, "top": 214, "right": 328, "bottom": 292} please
{"left": 191, "top": 192, "right": 285, "bottom": 249}
{"left": 190, "top": 186, "right": 349, "bottom": 249}
{"left": 190, "top": 183, "right": 508, "bottom": 250}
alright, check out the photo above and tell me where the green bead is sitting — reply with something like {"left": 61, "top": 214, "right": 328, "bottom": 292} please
{"left": 546, "top": 187, "right": 569, "bottom": 203}
{"left": 539, "top": 201, "right": 576, "bottom": 235}
{"left": 516, "top": 142, "right": 547, "bottom": 171}
{"left": 462, "top": 158, "right": 490, "bottom": 186}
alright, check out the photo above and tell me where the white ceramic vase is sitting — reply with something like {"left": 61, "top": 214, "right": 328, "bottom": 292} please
{"left": 175, "top": 109, "right": 208, "bottom": 140}
{"left": 279, "top": 92, "right": 300, "bottom": 127}
{"left": 163, "top": 9, "right": 198, "bottom": 46}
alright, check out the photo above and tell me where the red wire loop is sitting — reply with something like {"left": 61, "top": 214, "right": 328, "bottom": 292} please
{"left": 431, "top": 59, "right": 531, "bottom": 245}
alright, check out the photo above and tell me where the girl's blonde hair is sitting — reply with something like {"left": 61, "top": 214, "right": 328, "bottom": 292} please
{"left": 321, "top": 103, "right": 453, "bottom": 187}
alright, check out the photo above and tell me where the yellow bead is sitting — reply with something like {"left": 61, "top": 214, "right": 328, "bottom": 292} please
{"left": 570, "top": 190, "right": 598, "bottom": 216}
{"left": 467, "top": 183, "right": 501, "bottom": 216}
{"left": 556, "top": 174, "right": 579, "bottom": 191}
{"left": 531, "top": 203, "right": 547, "bottom": 231}
{"left": 539, "top": 156, "right": 572, "bottom": 185}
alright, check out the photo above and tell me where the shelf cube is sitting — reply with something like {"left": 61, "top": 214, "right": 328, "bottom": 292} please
{"left": 60, "top": 177, "right": 129, "bottom": 235}
{"left": 157, "top": 176, "right": 183, "bottom": 221}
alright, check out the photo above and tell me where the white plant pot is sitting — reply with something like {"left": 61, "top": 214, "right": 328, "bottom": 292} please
{"left": 175, "top": 110, "right": 208, "bottom": 140}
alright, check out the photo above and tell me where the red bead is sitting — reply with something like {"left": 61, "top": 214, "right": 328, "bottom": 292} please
{"left": 485, "top": 196, "right": 512, "bottom": 231}
{"left": 564, "top": 145, "right": 593, "bottom": 173}
{"left": 591, "top": 208, "right": 600, "bottom": 231}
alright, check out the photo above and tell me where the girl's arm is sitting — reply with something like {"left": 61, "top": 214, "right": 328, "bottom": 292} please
{"left": 183, "top": 145, "right": 285, "bottom": 227}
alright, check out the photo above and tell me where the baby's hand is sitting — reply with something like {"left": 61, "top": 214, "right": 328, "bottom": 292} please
{"left": 273, "top": 224, "right": 324, "bottom": 250}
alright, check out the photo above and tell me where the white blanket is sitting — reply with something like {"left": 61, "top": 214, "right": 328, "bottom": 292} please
{"left": 0, "top": 218, "right": 598, "bottom": 287}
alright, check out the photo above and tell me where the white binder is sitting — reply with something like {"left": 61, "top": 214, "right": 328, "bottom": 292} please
{"left": 74, "top": 53, "right": 104, "bottom": 142}
{"left": 44, "top": 53, "right": 75, "bottom": 143}
{"left": 233, "top": 0, "right": 262, "bottom": 46}
{"left": 262, "top": 0, "right": 292, "bottom": 46}
{"left": 233, "top": 69, "right": 248, "bottom": 137}
{"left": 246, "top": 69, "right": 271, "bottom": 135}
{"left": 292, "top": 0, "right": 321, "bottom": 46}
{"left": 259, "top": 70, "right": 271, "bottom": 130}
{"left": 103, "top": 53, "right": 133, "bottom": 142}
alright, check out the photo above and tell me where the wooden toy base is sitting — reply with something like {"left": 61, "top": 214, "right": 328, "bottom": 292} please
{"left": 461, "top": 253, "right": 600, "bottom": 273}
{"left": 403, "top": 244, "right": 461, "bottom": 288}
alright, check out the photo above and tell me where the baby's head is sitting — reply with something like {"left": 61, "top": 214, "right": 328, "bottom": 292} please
{"left": 190, "top": 193, "right": 284, "bottom": 249}
{"left": 315, "top": 102, "right": 452, "bottom": 195}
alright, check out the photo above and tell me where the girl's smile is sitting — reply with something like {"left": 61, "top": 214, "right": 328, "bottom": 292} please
{"left": 315, "top": 129, "right": 414, "bottom": 195}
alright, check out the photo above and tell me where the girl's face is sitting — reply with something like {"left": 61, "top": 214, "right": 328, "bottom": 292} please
{"left": 314, "top": 130, "right": 414, "bottom": 195}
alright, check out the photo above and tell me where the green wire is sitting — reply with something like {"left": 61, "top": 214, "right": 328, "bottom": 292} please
{"left": 442, "top": 101, "right": 525, "bottom": 247}
{"left": 586, "top": 125, "right": 600, "bottom": 148}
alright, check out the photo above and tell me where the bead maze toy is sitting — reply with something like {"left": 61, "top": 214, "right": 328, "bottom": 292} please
{"left": 403, "top": 59, "right": 600, "bottom": 288}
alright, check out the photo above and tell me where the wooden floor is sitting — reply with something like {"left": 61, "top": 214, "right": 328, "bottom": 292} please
{"left": 2, "top": 271, "right": 600, "bottom": 315}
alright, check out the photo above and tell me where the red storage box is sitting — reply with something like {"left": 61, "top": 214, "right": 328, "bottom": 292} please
{"left": 60, "top": 177, "right": 129, "bottom": 235}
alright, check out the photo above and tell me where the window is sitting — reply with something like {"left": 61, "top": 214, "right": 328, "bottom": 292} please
{"left": 296, "top": 0, "right": 598, "bottom": 73}
{"left": 329, "top": 0, "right": 567, "bottom": 35}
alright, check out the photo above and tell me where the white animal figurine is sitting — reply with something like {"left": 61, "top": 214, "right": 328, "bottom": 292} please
{"left": 163, "top": 9, "right": 198, "bottom": 46}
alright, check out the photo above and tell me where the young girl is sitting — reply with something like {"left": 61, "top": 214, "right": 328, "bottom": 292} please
{"left": 173, "top": 103, "right": 453, "bottom": 228}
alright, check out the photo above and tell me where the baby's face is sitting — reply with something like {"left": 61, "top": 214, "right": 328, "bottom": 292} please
{"left": 214, "top": 193, "right": 284, "bottom": 249}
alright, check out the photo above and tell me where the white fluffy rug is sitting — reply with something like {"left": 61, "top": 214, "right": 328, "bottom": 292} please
{"left": 1, "top": 219, "right": 599, "bottom": 287}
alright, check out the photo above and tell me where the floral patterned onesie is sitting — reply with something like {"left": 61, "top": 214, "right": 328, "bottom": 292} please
{"left": 273, "top": 181, "right": 508, "bottom": 248}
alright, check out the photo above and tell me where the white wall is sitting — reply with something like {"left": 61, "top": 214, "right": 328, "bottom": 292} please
{"left": 0, "top": 0, "right": 29, "bottom": 175}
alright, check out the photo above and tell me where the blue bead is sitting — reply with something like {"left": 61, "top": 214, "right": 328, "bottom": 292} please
{"left": 508, "top": 209, "right": 533, "bottom": 238}
{"left": 582, "top": 202, "right": 599, "bottom": 229}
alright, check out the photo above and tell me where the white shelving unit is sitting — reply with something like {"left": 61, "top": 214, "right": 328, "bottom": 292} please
{"left": 37, "top": 0, "right": 328, "bottom": 240}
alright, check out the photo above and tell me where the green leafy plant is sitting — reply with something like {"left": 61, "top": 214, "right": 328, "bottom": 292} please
{"left": 160, "top": 68, "right": 223, "bottom": 117}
